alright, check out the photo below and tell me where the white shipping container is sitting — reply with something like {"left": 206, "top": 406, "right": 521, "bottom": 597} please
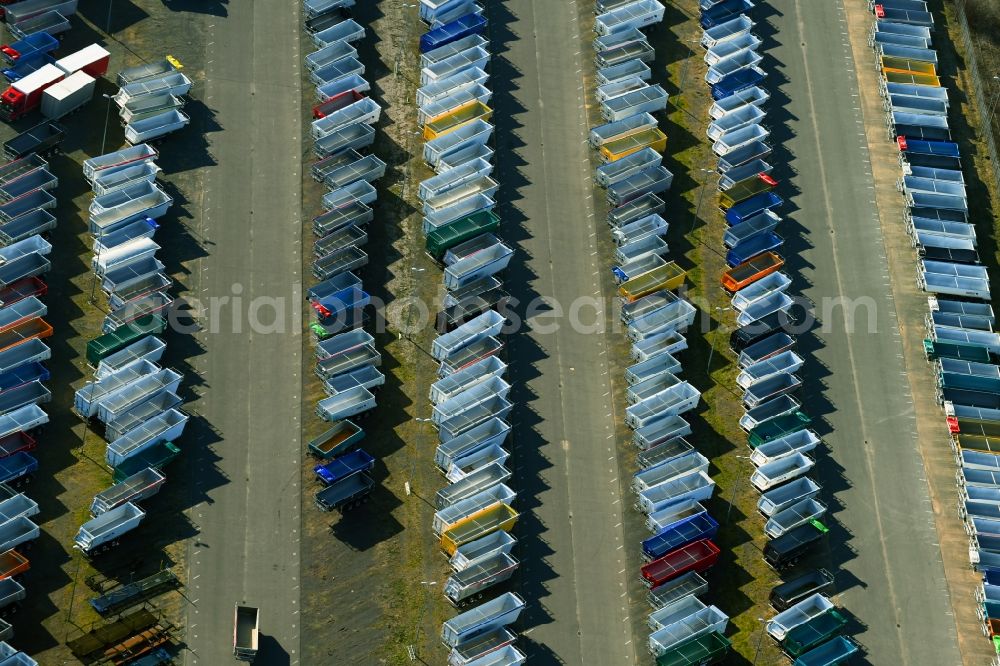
{"left": 41, "top": 71, "right": 95, "bottom": 120}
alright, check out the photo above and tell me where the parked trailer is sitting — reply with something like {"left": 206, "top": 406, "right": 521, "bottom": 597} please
{"left": 597, "top": 58, "right": 652, "bottom": 86}
{"left": 633, "top": 414, "right": 691, "bottom": 451}
{"left": 0, "top": 339, "right": 46, "bottom": 380}
{"left": 440, "top": 592, "right": 525, "bottom": 648}
{"left": 765, "top": 498, "right": 828, "bottom": 538}
{"left": 444, "top": 551, "right": 519, "bottom": 606}
{"left": 74, "top": 501, "right": 145, "bottom": 556}
{"left": 314, "top": 471, "right": 373, "bottom": 511}
{"left": 631, "top": 329, "right": 688, "bottom": 363}
{"left": 706, "top": 48, "right": 763, "bottom": 85}
{"left": 6, "top": 10, "right": 70, "bottom": 41}
{"left": 711, "top": 65, "right": 767, "bottom": 101}
{"left": 709, "top": 84, "right": 769, "bottom": 119}
{"left": 589, "top": 112, "right": 658, "bottom": 148}
{"left": 0, "top": 516, "right": 35, "bottom": 554}
{"left": 450, "top": 530, "right": 517, "bottom": 575}
{"left": 117, "top": 57, "right": 182, "bottom": 87}
{"left": 0, "top": 494, "right": 35, "bottom": 524}
{"left": 632, "top": 450, "right": 709, "bottom": 492}
{"left": 595, "top": 39, "right": 655, "bottom": 69}
{"left": 612, "top": 213, "right": 668, "bottom": 246}
{"left": 83, "top": 144, "right": 158, "bottom": 183}
{"left": 232, "top": 604, "right": 259, "bottom": 661}
{"left": 2, "top": 120, "right": 62, "bottom": 161}
{"left": 705, "top": 31, "right": 762, "bottom": 66}
{"left": 749, "top": 424, "right": 818, "bottom": 462}
{"left": 626, "top": 383, "right": 701, "bottom": 429}
{"left": 594, "top": 0, "right": 664, "bottom": 35}
{"left": 306, "top": 420, "right": 364, "bottom": 460}
{"left": 751, "top": 452, "right": 815, "bottom": 491}
{"left": 0, "top": 32, "right": 56, "bottom": 66}
{"left": 435, "top": 462, "right": 511, "bottom": 509}
{"left": 766, "top": 593, "right": 834, "bottom": 641}
{"left": 104, "top": 391, "right": 181, "bottom": 442}
{"left": 642, "top": 513, "right": 720, "bottom": 562}
{"left": 40, "top": 70, "right": 94, "bottom": 120}
{"left": 433, "top": 484, "right": 515, "bottom": 538}
{"left": 737, "top": 350, "right": 804, "bottom": 389}
{"left": 718, "top": 140, "right": 773, "bottom": 174}
{"left": 648, "top": 594, "right": 707, "bottom": 633}
{"left": 635, "top": 470, "right": 715, "bottom": 515}
{"left": 707, "top": 104, "right": 766, "bottom": 142}
{"left": 601, "top": 84, "right": 667, "bottom": 122}
{"left": 104, "top": 408, "right": 188, "bottom": 467}
{"left": 3, "top": 0, "right": 77, "bottom": 23}
{"left": 648, "top": 606, "right": 729, "bottom": 658}
{"left": 113, "top": 73, "right": 192, "bottom": 108}
{"left": 641, "top": 539, "right": 721, "bottom": 589}
{"left": 607, "top": 166, "right": 672, "bottom": 207}
{"left": 732, "top": 271, "right": 791, "bottom": 311}
{"left": 311, "top": 17, "right": 364, "bottom": 47}
{"left": 701, "top": 14, "right": 754, "bottom": 48}
{"left": 435, "top": 418, "right": 510, "bottom": 473}
{"left": 792, "top": 636, "right": 859, "bottom": 665}
{"left": 90, "top": 467, "right": 165, "bottom": 516}
{"left": 124, "top": 109, "right": 190, "bottom": 145}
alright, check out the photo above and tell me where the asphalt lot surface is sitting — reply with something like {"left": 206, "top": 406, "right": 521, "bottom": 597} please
{"left": 491, "top": 0, "right": 637, "bottom": 663}
{"left": 181, "top": 3, "right": 303, "bottom": 664}
{"left": 764, "top": 0, "right": 962, "bottom": 662}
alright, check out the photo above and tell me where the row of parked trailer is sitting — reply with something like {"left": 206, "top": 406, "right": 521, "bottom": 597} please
{"left": 67, "top": 58, "right": 195, "bottom": 569}
{"left": 298, "top": 1, "right": 387, "bottom": 526}
{"left": 698, "top": 3, "right": 863, "bottom": 665}
{"left": 0, "top": 39, "right": 133, "bottom": 666}
{"left": 861, "top": 2, "right": 1000, "bottom": 661}
{"left": 588, "top": 2, "right": 743, "bottom": 664}
{"left": 414, "top": 2, "right": 530, "bottom": 664}
{"left": 0, "top": 43, "right": 124, "bottom": 664}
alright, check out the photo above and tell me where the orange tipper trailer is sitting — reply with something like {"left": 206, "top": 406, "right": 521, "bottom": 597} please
{"left": 423, "top": 100, "right": 492, "bottom": 141}
{"left": 722, "top": 252, "right": 784, "bottom": 292}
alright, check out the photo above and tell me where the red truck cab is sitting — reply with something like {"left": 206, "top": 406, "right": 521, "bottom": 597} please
{"left": 0, "top": 63, "right": 64, "bottom": 120}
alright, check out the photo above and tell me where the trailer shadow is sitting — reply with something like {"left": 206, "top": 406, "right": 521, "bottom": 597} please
{"left": 159, "top": 0, "right": 228, "bottom": 18}
{"left": 255, "top": 634, "right": 291, "bottom": 666}
{"left": 12, "top": 530, "right": 70, "bottom": 653}
{"left": 80, "top": 0, "right": 151, "bottom": 35}
{"left": 154, "top": 100, "right": 220, "bottom": 175}
{"left": 517, "top": 636, "right": 564, "bottom": 665}
{"left": 327, "top": 486, "right": 404, "bottom": 550}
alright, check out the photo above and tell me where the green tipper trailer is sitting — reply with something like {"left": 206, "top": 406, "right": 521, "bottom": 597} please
{"left": 923, "top": 338, "right": 992, "bottom": 364}
{"left": 655, "top": 631, "right": 731, "bottom": 666}
{"left": 426, "top": 210, "right": 500, "bottom": 261}
{"left": 86, "top": 315, "right": 167, "bottom": 367}
{"left": 748, "top": 411, "right": 811, "bottom": 449}
{"left": 782, "top": 609, "right": 848, "bottom": 657}
{"left": 112, "top": 441, "right": 181, "bottom": 482}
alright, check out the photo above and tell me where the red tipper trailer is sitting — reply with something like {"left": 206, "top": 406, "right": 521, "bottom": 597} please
{"left": 640, "top": 539, "right": 720, "bottom": 589}
{"left": 53, "top": 44, "right": 111, "bottom": 78}
{"left": 313, "top": 89, "right": 365, "bottom": 120}
{"left": 0, "top": 63, "right": 64, "bottom": 120}
{"left": 0, "top": 431, "right": 34, "bottom": 458}
{"left": 0, "top": 549, "right": 28, "bottom": 580}
{"left": 0, "top": 277, "right": 46, "bottom": 307}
